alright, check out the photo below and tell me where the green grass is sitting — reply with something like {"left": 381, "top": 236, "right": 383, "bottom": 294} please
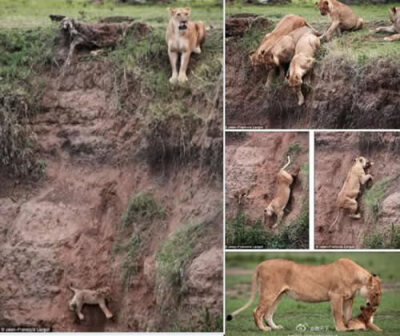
{"left": 363, "top": 224, "right": 400, "bottom": 249}
{"left": 363, "top": 178, "right": 391, "bottom": 224}
{"left": 120, "top": 192, "right": 165, "bottom": 228}
{"left": 156, "top": 221, "right": 203, "bottom": 287}
{"left": 226, "top": 253, "right": 400, "bottom": 336}
{"left": 227, "top": 2, "right": 400, "bottom": 64}
{"left": 225, "top": 208, "right": 309, "bottom": 249}
{"left": 0, "top": 0, "right": 222, "bottom": 29}
{"left": 121, "top": 235, "right": 141, "bottom": 289}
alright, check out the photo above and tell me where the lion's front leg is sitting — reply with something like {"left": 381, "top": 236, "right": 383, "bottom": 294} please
{"left": 371, "top": 25, "right": 396, "bottom": 34}
{"left": 168, "top": 49, "right": 179, "bottom": 84}
{"left": 360, "top": 174, "right": 373, "bottom": 185}
{"left": 98, "top": 299, "right": 113, "bottom": 319}
{"left": 265, "top": 69, "right": 275, "bottom": 88}
{"left": 178, "top": 51, "right": 191, "bottom": 83}
{"left": 322, "top": 20, "right": 340, "bottom": 41}
{"left": 330, "top": 294, "right": 348, "bottom": 331}
{"left": 343, "top": 298, "right": 354, "bottom": 325}
{"left": 367, "top": 322, "right": 382, "bottom": 332}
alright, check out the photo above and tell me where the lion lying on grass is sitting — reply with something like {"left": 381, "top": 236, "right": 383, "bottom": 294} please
{"left": 227, "top": 258, "right": 382, "bottom": 332}
{"left": 371, "top": 7, "right": 400, "bottom": 42}
{"left": 166, "top": 7, "right": 206, "bottom": 84}
{"left": 68, "top": 284, "right": 113, "bottom": 321}
{"left": 264, "top": 156, "right": 294, "bottom": 229}
{"left": 328, "top": 156, "right": 373, "bottom": 233}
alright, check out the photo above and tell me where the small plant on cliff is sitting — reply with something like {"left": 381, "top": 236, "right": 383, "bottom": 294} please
{"left": 121, "top": 235, "right": 141, "bottom": 289}
{"left": 285, "top": 142, "right": 302, "bottom": 162}
{"left": 363, "top": 224, "right": 400, "bottom": 249}
{"left": 363, "top": 178, "right": 391, "bottom": 224}
{"left": 156, "top": 221, "right": 202, "bottom": 288}
{"left": 120, "top": 192, "right": 165, "bottom": 228}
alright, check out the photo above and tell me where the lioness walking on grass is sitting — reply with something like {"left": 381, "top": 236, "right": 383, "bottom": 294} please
{"left": 166, "top": 7, "right": 206, "bottom": 84}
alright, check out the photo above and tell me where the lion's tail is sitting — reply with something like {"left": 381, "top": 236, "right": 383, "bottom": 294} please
{"left": 226, "top": 267, "right": 259, "bottom": 321}
{"left": 328, "top": 208, "right": 343, "bottom": 233}
{"left": 306, "top": 22, "right": 322, "bottom": 36}
{"left": 281, "top": 155, "right": 291, "bottom": 171}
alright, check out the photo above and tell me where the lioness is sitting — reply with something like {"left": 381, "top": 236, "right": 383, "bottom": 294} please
{"left": 328, "top": 156, "right": 373, "bottom": 233}
{"left": 347, "top": 306, "right": 382, "bottom": 332}
{"left": 288, "top": 32, "right": 320, "bottom": 106}
{"left": 261, "top": 26, "right": 319, "bottom": 72}
{"left": 316, "top": 0, "right": 363, "bottom": 41}
{"left": 226, "top": 258, "right": 382, "bottom": 332}
{"left": 264, "top": 156, "right": 294, "bottom": 229}
{"left": 371, "top": 7, "right": 400, "bottom": 42}
{"left": 166, "top": 8, "right": 206, "bottom": 84}
{"left": 69, "top": 285, "right": 113, "bottom": 320}
{"left": 249, "top": 15, "right": 310, "bottom": 87}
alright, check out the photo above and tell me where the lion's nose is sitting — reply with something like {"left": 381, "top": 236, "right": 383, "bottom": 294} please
{"left": 366, "top": 302, "right": 371, "bottom": 307}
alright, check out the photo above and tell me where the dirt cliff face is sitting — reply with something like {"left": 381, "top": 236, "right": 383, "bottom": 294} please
{"left": 315, "top": 132, "right": 400, "bottom": 249}
{"left": 225, "top": 132, "right": 309, "bottom": 248}
{"left": 225, "top": 15, "right": 400, "bottom": 129}
{"left": 0, "top": 27, "right": 223, "bottom": 331}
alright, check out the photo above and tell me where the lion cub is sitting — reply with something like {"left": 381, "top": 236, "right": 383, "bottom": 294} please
{"left": 68, "top": 285, "right": 113, "bottom": 321}
{"left": 347, "top": 306, "right": 382, "bottom": 332}
{"left": 166, "top": 8, "right": 206, "bottom": 84}
{"left": 316, "top": 0, "right": 363, "bottom": 41}
{"left": 328, "top": 156, "right": 373, "bottom": 233}
{"left": 264, "top": 156, "right": 294, "bottom": 229}
{"left": 371, "top": 7, "right": 400, "bottom": 42}
{"left": 288, "top": 32, "right": 320, "bottom": 106}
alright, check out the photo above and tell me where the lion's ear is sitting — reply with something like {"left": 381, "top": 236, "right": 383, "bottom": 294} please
{"left": 185, "top": 7, "right": 192, "bottom": 14}
{"left": 372, "top": 273, "right": 377, "bottom": 277}
{"left": 167, "top": 8, "right": 175, "bottom": 15}
{"left": 390, "top": 7, "right": 397, "bottom": 14}
{"left": 324, "top": 0, "right": 329, "bottom": 5}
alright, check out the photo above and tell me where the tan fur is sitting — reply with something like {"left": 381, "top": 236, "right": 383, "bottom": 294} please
{"left": 68, "top": 285, "right": 113, "bottom": 320}
{"left": 347, "top": 306, "right": 382, "bottom": 332}
{"left": 328, "top": 156, "right": 373, "bottom": 233}
{"left": 371, "top": 7, "right": 400, "bottom": 42}
{"left": 264, "top": 156, "right": 294, "bottom": 229}
{"left": 228, "top": 258, "right": 382, "bottom": 332}
{"left": 288, "top": 32, "right": 320, "bottom": 105}
{"left": 249, "top": 15, "right": 310, "bottom": 87}
{"left": 316, "top": 0, "right": 363, "bottom": 41}
{"left": 166, "top": 7, "right": 206, "bottom": 83}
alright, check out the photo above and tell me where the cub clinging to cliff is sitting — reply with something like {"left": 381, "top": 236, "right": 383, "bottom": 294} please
{"left": 264, "top": 156, "right": 295, "bottom": 229}
{"left": 166, "top": 7, "right": 206, "bottom": 84}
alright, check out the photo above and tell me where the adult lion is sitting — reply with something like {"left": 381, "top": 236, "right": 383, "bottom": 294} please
{"left": 371, "top": 7, "right": 400, "bottom": 42}
{"left": 328, "top": 156, "right": 373, "bottom": 233}
{"left": 226, "top": 258, "right": 382, "bottom": 332}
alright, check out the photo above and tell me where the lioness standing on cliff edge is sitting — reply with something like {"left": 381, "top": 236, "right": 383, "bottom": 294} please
{"left": 226, "top": 258, "right": 382, "bottom": 332}
{"left": 166, "top": 8, "right": 206, "bottom": 84}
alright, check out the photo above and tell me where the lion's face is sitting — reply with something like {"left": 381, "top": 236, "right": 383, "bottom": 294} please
{"left": 288, "top": 73, "right": 302, "bottom": 87}
{"left": 249, "top": 52, "right": 263, "bottom": 67}
{"left": 360, "top": 305, "right": 376, "bottom": 322}
{"left": 168, "top": 7, "right": 191, "bottom": 30}
{"left": 98, "top": 286, "right": 112, "bottom": 298}
{"left": 264, "top": 206, "right": 273, "bottom": 217}
{"left": 360, "top": 275, "right": 382, "bottom": 307}
{"left": 316, "top": 0, "right": 331, "bottom": 16}
{"left": 356, "top": 156, "right": 373, "bottom": 169}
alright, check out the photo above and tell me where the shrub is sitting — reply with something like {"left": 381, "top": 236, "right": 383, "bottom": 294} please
{"left": 156, "top": 221, "right": 202, "bottom": 287}
{"left": 121, "top": 235, "right": 141, "bottom": 289}
{"left": 363, "top": 178, "right": 391, "bottom": 224}
{"left": 120, "top": 192, "right": 165, "bottom": 228}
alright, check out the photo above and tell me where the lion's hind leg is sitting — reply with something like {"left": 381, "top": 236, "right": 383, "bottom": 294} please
{"left": 264, "top": 293, "right": 284, "bottom": 330}
{"left": 384, "top": 33, "right": 400, "bottom": 42}
{"left": 98, "top": 299, "right": 113, "bottom": 319}
{"left": 253, "top": 305, "right": 272, "bottom": 331}
{"left": 343, "top": 197, "right": 360, "bottom": 219}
